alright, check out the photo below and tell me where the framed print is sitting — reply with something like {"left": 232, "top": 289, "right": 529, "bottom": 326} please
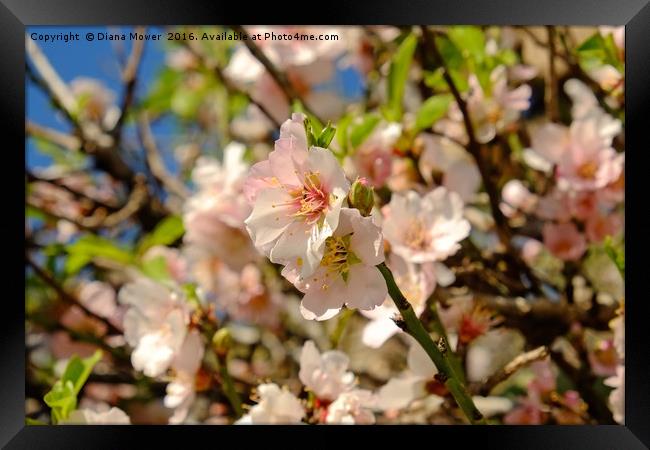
{"left": 2, "top": 0, "right": 649, "bottom": 448}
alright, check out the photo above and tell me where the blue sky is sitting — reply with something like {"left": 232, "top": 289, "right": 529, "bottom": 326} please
{"left": 26, "top": 26, "right": 167, "bottom": 169}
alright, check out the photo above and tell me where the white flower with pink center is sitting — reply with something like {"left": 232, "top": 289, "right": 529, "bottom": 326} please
{"left": 244, "top": 114, "right": 351, "bottom": 278}
{"left": 383, "top": 187, "right": 470, "bottom": 264}
{"left": 528, "top": 79, "right": 623, "bottom": 191}
{"left": 283, "top": 208, "right": 386, "bottom": 321}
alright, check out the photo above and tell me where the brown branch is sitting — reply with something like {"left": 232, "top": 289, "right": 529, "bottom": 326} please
{"left": 26, "top": 120, "right": 81, "bottom": 152}
{"left": 27, "top": 175, "right": 148, "bottom": 230}
{"left": 421, "top": 26, "right": 540, "bottom": 294}
{"left": 26, "top": 170, "right": 120, "bottom": 212}
{"left": 136, "top": 112, "right": 190, "bottom": 201}
{"left": 231, "top": 25, "right": 323, "bottom": 124}
{"left": 112, "top": 26, "right": 146, "bottom": 135}
{"left": 476, "top": 346, "right": 549, "bottom": 395}
{"left": 546, "top": 26, "right": 560, "bottom": 122}
{"left": 26, "top": 254, "right": 123, "bottom": 336}
{"left": 182, "top": 38, "right": 281, "bottom": 129}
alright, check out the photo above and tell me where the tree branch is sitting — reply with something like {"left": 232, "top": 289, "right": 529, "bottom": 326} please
{"left": 231, "top": 26, "right": 324, "bottom": 124}
{"left": 421, "top": 26, "right": 540, "bottom": 294}
{"left": 26, "top": 253, "right": 123, "bottom": 336}
{"left": 182, "top": 37, "right": 281, "bottom": 130}
{"left": 136, "top": 112, "right": 190, "bottom": 201}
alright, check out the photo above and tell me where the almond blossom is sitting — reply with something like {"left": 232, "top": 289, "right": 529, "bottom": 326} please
{"left": 235, "top": 383, "right": 305, "bottom": 424}
{"left": 542, "top": 222, "right": 587, "bottom": 262}
{"left": 164, "top": 329, "right": 205, "bottom": 424}
{"left": 416, "top": 134, "right": 481, "bottom": 202}
{"left": 118, "top": 278, "right": 192, "bottom": 378}
{"left": 244, "top": 113, "right": 351, "bottom": 279}
{"left": 528, "top": 79, "right": 623, "bottom": 192}
{"left": 325, "top": 389, "right": 377, "bottom": 424}
{"left": 283, "top": 208, "right": 386, "bottom": 321}
{"left": 435, "top": 65, "right": 531, "bottom": 144}
{"left": 299, "top": 340, "right": 355, "bottom": 401}
{"left": 343, "top": 122, "right": 402, "bottom": 188}
{"left": 382, "top": 187, "right": 471, "bottom": 264}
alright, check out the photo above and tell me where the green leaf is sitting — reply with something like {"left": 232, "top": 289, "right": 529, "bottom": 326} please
{"left": 603, "top": 236, "right": 625, "bottom": 278}
{"left": 415, "top": 94, "right": 453, "bottom": 131}
{"left": 62, "top": 350, "right": 103, "bottom": 395}
{"left": 43, "top": 350, "right": 102, "bottom": 423}
{"left": 447, "top": 26, "right": 486, "bottom": 62}
{"left": 349, "top": 113, "right": 381, "bottom": 149}
{"left": 44, "top": 380, "right": 77, "bottom": 423}
{"left": 140, "top": 255, "right": 171, "bottom": 281}
{"left": 25, "top": 418, "right": 47, "bottom": 426}
{"left": 65, "top": 235, "right": 133, "bottom": 275}
{"left": 316, "top": 122, "right": 337, "bottom": 148}
{"left": 137, "top": 215, "right": 185, "bottom": 255}
{"left": 383, "top": 33, "right": 417, "bottom": 121}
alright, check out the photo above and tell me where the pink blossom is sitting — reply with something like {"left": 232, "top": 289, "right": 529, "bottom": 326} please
{"left": 284, "top": 208, "right": 386, "bottom": 321}
{"left": 244, "top": 113, "right": 350, "bottom": 278}
{"left": 383, "top": 187, "right": 470, "bottom": 263}
{"left": 542, "top": 222, "right": 587, "bottom": 261}
{"left": 417, "top": 134, "right": 481, "bottom": 202}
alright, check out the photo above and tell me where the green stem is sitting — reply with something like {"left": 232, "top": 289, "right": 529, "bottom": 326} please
{"left": 216, "top": 353, "right": 243, "bottom": 419}
{"left": 429, "top": 300, "right": 466, "bottom": 384}
{"left": 330, "top": 307, "right": 354, "bottom": 348}
{"left": 377, "top": 262, "right": 486, "bottom": 425}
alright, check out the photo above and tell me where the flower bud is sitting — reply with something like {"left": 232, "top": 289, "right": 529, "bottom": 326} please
{"left": 212, "top": 328, "right": 232, "bottom": 358}
{"left": 348, "top": 177, "right": 375, "bottom": 217}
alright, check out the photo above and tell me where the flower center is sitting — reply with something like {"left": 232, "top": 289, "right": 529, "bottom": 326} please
{"left": 320, "top": 235, "right": 361, "bottom": 283}
{"left": 292, "top": 172, "right": 330, "bottom": 224}
{"left": 577, "top": 161, "right": 598, "bottom": 180}
{"left": 403, "top": 219, "right": 431, "bottom": 250}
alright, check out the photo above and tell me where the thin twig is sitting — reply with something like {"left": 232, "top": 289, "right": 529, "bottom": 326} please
{"left": 27, "top": 175, "right": 148, "bottom": 230}
{"left": 137, "top": 112, "right": 190, "bottom": 200}
{"left": 182, "top": 38, "right": 281, "bottom": 129}
{"left": 546, "top": 26, "right": 560, "bottom": 122}
{"left": 231, "top": 25, "right": 323, "bottom": 124}
{"left": 421, "top": 26, "right": 540, "bottom": 294}
{"left": 478, "top": 346, "right": 549, "bottom": 395}
{"left": 26, "top": 120, "right": 81, "bottom": 152}
{"left": 26, "top": 254, "right": 123, "bottom": 336}
{"left": 112, "top": 26, "right": 146, "bottom": 134}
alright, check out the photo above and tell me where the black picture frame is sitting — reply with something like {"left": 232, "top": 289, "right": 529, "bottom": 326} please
{"left": 3, "top": 0, "right": 649, "bottom": 448}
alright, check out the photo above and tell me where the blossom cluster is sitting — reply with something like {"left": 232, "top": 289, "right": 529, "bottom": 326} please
{"left": 25, "top": 25, "right": 625, "bottom": 426}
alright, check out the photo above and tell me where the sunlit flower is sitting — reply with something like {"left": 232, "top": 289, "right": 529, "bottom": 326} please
{"left": 604, "top": 365, "right": 624, "bottom": 424}
{"left": 383, "top": 187, "right": 470, "bottom": 264}
{"left": 118, "top": 278, "right": 191, "bottom": 377}
{"left": 164, "top": 330, "right": 205, "bottom": 424}
{"left": 528, "top": 79, "right": 623, "bottom": 191}
{"left": 325, "top": 389, "right": 377, "bottom": 424}
{"left": 438, "top": 296, "right": 502, "bottom": 346}
{"left": 235, "top": 383, "right": 305, "bottom": 424}
{"left": 343, "top": 122, "right": 401, "bottom": 188}
{"left": 416, "top": 134, "right": 481, "bottom": 202}
{"left": 284, "top": 208, "right": 386, "bottom": 321}
{"left": 244, "top": 113, "right": 350, "bottom": 279}
{"left": 299, "top": 340, "right": 355, "bottom": 401}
